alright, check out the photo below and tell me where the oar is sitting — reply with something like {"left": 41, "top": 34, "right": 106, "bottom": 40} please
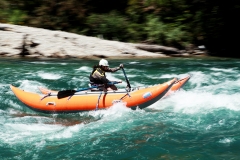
{"left": 121, "top": 67, "right": 131, "bottom": 89}
{"left": 57, "top": 85, "right": 101, "bottom": 99}
{"left": 57, "top": 81, "right": 121, "bottom": 99}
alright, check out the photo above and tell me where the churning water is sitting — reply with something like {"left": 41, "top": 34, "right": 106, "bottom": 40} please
{"left": 1, "top": 57, "right": 240, "bottom": 159}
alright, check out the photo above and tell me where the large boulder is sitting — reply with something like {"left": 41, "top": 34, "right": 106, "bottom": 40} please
{"left": 0, "top": 23, "right": 170, "bottom": 59}
{"left": 0, "top": 23, "right": 207, "bottom": 59}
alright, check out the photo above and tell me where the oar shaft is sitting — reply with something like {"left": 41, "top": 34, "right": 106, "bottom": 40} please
{"left": 122, "top": 68, "right": 131, "bottom": 88}
{"left": 57, "top": 82, "right": 121, "bottom": 99}
{"left": 76, "top": 85, "right": 99, "bottom": 92}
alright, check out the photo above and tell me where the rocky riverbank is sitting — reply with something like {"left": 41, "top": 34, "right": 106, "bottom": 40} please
{"left": 0, "top": 23, "right": 207, "bottom": 59}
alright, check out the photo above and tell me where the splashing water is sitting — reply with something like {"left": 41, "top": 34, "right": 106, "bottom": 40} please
{"left": 1, "top": 57, "right": 240, "bottom": 159}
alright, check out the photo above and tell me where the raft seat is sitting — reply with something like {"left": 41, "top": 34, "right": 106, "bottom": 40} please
{"left": 88, "top": 83, "right": 102, "bottom": 92}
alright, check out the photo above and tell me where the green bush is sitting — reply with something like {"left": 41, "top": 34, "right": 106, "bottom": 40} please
{"left": 84, "top": 11, "right": 129, "bottom": 41}
{"left": 143, "top": 15, "right": 191, "bottom": 47}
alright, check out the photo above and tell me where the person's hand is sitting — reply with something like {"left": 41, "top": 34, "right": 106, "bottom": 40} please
{"left": 119, "top": 64, "right": 123, "bottom": 68}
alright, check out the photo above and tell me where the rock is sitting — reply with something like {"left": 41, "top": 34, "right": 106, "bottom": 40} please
{"left": 198, "top": 45, "right": 206, "bottom": 50}
{"left": 0, "top": 23, "right": 207, "bottom": 59}
{"left": 192, "top": 50, "right": 206, "bottom": 55}
{"left": 0, "top": 31, "right": 25, "bottom": 56}
{"left": 135, "top": 44, "right": 179, "bottom": 54}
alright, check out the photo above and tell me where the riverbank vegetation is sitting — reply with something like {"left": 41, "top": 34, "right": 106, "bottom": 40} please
{"left": 0, "top": 0, "right": 239, "bottom": 57}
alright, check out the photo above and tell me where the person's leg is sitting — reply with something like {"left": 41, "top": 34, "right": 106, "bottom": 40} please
{"left": 107, "top": 84, "right": 117, "bottom": 91}
{"left": 97, "top": 86, "right": 108, "bottom": 92}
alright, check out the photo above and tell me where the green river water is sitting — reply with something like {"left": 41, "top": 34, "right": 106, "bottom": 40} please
{"left": 0, "top": 57, "right": 240, "bottom": 160}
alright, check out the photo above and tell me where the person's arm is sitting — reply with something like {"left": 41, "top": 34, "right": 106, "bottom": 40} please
{"left": 105, "top": 64, "right": 123, "bottom": 72}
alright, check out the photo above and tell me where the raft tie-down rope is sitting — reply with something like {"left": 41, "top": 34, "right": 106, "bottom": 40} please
{"left": 40, "top": 92, "right": 51, "bottom": 101}
{"left": 119, "top": 89, "right": 131, "bottom": 100}
{"left": 95, "top": 91, "right": 103, "bottom": 111}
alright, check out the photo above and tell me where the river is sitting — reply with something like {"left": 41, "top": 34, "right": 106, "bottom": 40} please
{"left": 0, "top": 57, "right": 240, "bottom": 159}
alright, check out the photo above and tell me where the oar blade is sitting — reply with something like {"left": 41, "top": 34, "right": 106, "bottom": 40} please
{"left": 57, "top": 90, "right": 76, "bottom": 99}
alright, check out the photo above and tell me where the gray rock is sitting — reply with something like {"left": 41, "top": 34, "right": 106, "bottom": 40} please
{"left": 0, "top": 23, "right": 207, "bottom": 59}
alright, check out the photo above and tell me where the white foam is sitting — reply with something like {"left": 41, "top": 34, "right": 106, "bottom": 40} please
{"left": 219, "top": 137, "right": 235, "bottom": 144}
{"left": 156, "top": 89, "right": 240, "bottom": 114}
{"left": 75, "top": 66, "right": 92, "bottom": 72}
{"left": 48, "top": 123, "right": 85, "bottom": 139}
{"left": 30, "top": 61, "right": 67, "bottom": 65}
{"left": 30, "top": 61, "right": 49, "bottom": 64}
{"left": 37, "top": 72, "right": 62, "bottom": 80}
{"left": 17, "top": 80, "right": 43, "bottom": 92}
{"left": 129, "top": 61, "right": 139, "bottom": 64}
{"left": 210, "top": 67, "right": 238, "bottom": 73}
{"left": 86, "top": 102, "right": 130, "bottom": 119}
{"left": 0, "top": 123, "right": 64, "bottom": 143}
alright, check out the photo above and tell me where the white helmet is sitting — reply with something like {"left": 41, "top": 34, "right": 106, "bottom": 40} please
{"left": 99, "top": 59, "right": 109, "bottom": 66}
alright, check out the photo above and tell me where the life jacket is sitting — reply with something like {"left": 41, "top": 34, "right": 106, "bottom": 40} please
{"left": 89, "top": 67, "right": 108, "bottom": 84}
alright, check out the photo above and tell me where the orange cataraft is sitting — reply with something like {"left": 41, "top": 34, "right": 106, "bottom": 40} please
{"left": 10, "top": 75, "right": 190, "bottom": 113}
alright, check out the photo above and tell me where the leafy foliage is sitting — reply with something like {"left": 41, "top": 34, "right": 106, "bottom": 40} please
{"left": 84, "top": 11, "right": 129, "bottom": 41}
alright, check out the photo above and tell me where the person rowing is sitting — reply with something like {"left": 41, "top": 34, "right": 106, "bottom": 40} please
{"left": 89, "top": 59, "right": 123, "bottom": 92}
